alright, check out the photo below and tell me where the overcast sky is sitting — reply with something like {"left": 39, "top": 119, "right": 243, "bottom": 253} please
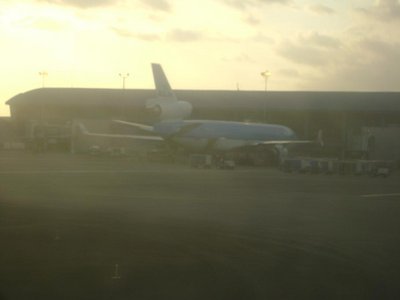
{"left": 1, "top": 0, "right": 400, "bottom": 115}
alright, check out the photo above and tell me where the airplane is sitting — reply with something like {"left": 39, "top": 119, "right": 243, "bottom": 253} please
{"left": 112, "top": 64, "right": 322, "bottom": 152}
{"left": 73, "top": 63, "right": 322, "bottom": 157}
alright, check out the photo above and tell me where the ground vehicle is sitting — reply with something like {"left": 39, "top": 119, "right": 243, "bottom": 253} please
{"left": 189, "top": 154, "right": 212, "bottom": 168}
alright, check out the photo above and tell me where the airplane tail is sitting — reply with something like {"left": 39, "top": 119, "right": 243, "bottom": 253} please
{"left": 151, "top": 63, "right": 176, "bottom": 99}
{"left": 146, "top": 63, "right": 192, "bottom": 121}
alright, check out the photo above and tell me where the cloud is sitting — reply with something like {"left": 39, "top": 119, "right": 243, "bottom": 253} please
{"left": 251, "top": 33, "right": 275, "bottom": 44}
{"left": 259, "top": 0, "right": 291, "bottom": 3}
{"left": 112, "top": 27, "right": 161, "bottom": 41}
{"left": 222, "top": 0, "right": 292, "bottom": 10}
{"left": 359, "top": 37, "right": 400, "bottom": 60}
{"left": 278, "top": 41, "right": 330, "bottom": 66}
{"left": 308, "top": 4, "right": 335, "bottom": 15}
{"left": 319, "top": 41, "right": 400, "bottom": 90}
{"left": 37, "top": 0, "right": 117, "bottom": 8}
{"left": 222, "top": 52, "right": 255, "bottom": 63}
{"left": 138, "top": 0, "right": 171, "bottom": 12}
{"left": 275, "top": 32, "right": 400, "bottom": 90}
{"left": 300, "top": 32, "right": 341, "bottom": 49}
{"left": 37, "top": 0, "right": 171, "bottom": 12}
{"left": 167, "top": 29, "right": 203, "bottom": 42}
{"left": 277, "top": 32, "right": 341, "bottom": 67}
{"left": 357, "top": 0, "right": 400, "bottom": 22}
{"left": 291, "top": 35, "right": 400, "bottom": 91}
{"left": 28, "top": 17, "right": 69, "bottom": 31}
{"left": 244, "top": 14, "right": 261, "bottom": 26}
{"left": 276, "top": 68, "right": 300, "bottom": 78}
{"left": 112, "top": 27, "right": 209, "bottom": 43}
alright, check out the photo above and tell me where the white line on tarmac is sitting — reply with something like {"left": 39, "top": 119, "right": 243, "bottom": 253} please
{"left": 360, "top": 193, "right": 400, "bottom": 198}
{"left": 0, "top": 170, "right": 301, "bottom": 180}
{"left": 0, "top": 169, "right": 263, "bottom": 175}
{"left": 0, "top": 170, "right": 177, "bottom": 174}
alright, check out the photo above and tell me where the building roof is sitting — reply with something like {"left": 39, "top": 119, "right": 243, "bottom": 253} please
{"left": 6, "top": 88, "right": 153, "bottom": 107}
{"left": 6, "top": 88, "right": 400, "bottom": 112}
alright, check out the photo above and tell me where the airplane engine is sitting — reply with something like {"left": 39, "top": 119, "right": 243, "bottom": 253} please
{"left": 146, "top": 100, "right": 192, "bottom": 121}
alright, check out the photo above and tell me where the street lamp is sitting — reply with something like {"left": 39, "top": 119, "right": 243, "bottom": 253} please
{"left": 260, "top": 70, "right": 271, "bottom": 91}
{"left": 260, "top": 70, "right": 271, "bottom": 122}
{"left": 119, "top": 73, "right": 130, "bottom": 89}
{"left": 39, "top": 71, "right": 48, "bottom": 88}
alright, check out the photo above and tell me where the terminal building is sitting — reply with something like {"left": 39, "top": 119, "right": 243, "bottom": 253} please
{"left": 5, "top": 88, "right": 400, "bottom": 162}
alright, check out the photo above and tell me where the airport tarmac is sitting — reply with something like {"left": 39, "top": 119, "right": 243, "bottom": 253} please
{"left": 0, "top": 152, "right": 399, "bottom": 299}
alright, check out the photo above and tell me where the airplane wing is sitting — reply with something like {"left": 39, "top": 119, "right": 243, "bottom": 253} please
{"left": 257, "top": 140, "right": 315, "bottom": 145}
{"left": 81, "top": 132, "right": 163, "bottom": 141}
{"left": 252, "top": 129, "right": 323, "bottom": 147}
{"left": 113, "top": 120, "right": 202, "bottom": 140}
{"left": 73, "top": 121, "right": 163, "bottom": 141}
{"left": 112, "top": 120, "right": 155, "bottom": 133}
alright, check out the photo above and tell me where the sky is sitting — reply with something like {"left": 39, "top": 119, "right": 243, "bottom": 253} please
{"left": 1, "top": 0, "right": 400, "bottom": 115}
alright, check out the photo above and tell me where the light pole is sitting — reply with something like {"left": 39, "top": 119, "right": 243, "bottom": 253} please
{"left": 39, "top": 71, "right": 48, "bottom": 88}
{"left": 119, "top": 73, "right": 130, "bottom": 89}
{"left": 260, "top": 70, "right": 271, "bottom": 122}
{"left": 260, "top": 70, "right": 271, "bottom": 91}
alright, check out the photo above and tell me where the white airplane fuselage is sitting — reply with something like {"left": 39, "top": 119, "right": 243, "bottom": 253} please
{"left": 153, "top": 120, "right": 298, "bottom": 152}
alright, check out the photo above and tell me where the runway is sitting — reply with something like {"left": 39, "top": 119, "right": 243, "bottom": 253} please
{"left": 0, "top": 152, "right": 399, "bottom": 299}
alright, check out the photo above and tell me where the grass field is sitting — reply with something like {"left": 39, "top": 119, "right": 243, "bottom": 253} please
{"left": 0, "top": 152, "right": 400, "bottom": 299}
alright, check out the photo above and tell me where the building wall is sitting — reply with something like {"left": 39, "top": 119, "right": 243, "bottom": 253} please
{"left": 6, "top": 89, "right": 400, "bottom": 160}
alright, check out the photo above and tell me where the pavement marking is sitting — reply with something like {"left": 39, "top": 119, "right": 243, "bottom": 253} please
{"left": 0, "top": 170, "right": 182, "bottom": 174}
{"left": 0, "top": 169, "right": 310, "bottom": 181}
{"left": 0, "top": 169, "right": 268, "bottom": 175}
{"left": 360, "top": 193, "right": 400, "bottom": 198}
